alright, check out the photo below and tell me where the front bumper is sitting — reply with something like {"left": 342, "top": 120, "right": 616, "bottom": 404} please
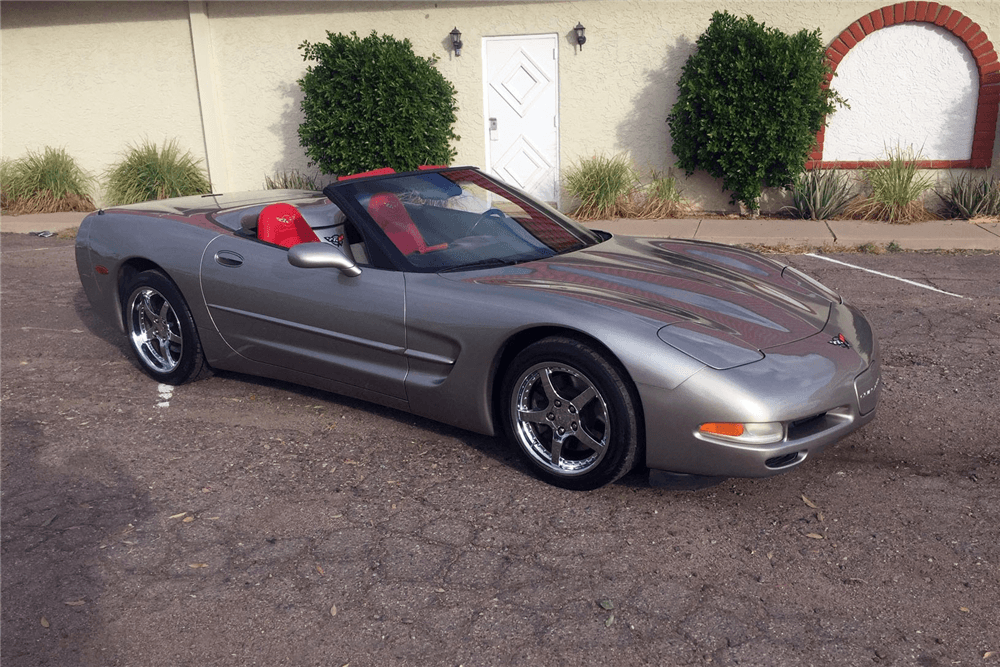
{"left": 642, "top": 303, "right": 881, "bottom": 478}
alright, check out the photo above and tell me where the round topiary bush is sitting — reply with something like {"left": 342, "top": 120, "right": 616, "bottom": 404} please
{"left": 297, "top": 31, "right": 459, "bottom": 176}
{"left": 668, "top": 12, "right": 840, "bottom": 214}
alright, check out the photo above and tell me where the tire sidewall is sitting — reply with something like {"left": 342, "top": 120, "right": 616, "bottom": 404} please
{"left": 501, "top": 337, "right": 640, "bottom": 490}
{"left": 122, "top": 270, "right": 203, "bottom": 385}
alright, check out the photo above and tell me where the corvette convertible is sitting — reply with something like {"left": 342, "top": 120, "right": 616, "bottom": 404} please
{"left": 75, "top": 166, "right": 880, "bottom": 490}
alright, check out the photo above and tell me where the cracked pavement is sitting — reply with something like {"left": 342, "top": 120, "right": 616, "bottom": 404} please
{"left": 2, "top": 234, "right": 998, "bottom": 666}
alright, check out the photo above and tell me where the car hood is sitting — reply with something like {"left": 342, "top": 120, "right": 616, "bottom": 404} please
{"left": 458, "top": 236, "right": 834, "bottom": 352}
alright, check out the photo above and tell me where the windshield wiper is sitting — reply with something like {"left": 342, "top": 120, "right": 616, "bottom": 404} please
{"left": 438, "top": 256, "right": 526, "bottom": 273}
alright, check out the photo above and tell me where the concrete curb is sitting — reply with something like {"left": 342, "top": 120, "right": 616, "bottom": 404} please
{"left": 587, "top": 218, "right": 1000, "bottom": 251}
{"left": 3, "top": 211, "right": 999, "bottom": 251}
{"left": 0, "top": 212, "right": 92, "bottom": 235}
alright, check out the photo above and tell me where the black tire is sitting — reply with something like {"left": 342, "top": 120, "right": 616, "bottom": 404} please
{"left": 501, "top": 336, "right": 642, "bottom": 490}
{"left": 121, "top": 270, "right": 209, "bottom": 385}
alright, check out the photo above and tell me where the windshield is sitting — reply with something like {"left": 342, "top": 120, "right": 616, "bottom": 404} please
{"left": 330, "top": 168, "right": 602, "bottom": 271}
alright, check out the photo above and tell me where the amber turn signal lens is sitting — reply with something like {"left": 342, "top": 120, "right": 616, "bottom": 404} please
{"left": 699, "top": 422, "right": 745, "bottom": 437}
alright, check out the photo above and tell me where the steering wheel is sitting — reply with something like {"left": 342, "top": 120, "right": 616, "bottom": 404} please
{"left": 468, "top": 208, "right": 506, "bottom": 236}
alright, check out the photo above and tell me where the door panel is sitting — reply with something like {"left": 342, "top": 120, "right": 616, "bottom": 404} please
{"left": 484, "top": 34, "right": 559, "bottom": 204}
{"left": 200, "top": 236, "right": 408, "bottom": 401}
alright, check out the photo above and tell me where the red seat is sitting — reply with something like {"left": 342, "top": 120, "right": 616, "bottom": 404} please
{"left": 367, "top": 193, "right": 447, "bottom": 256}
{"left": 257, "top": 203, "right": 322, "bottom": 248}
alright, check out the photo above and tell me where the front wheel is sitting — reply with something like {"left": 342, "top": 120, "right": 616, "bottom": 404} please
{"left": 122, "top": 270, "right": 209, "bottom": 385}
{"left": 501, "top": 337, "right": 642, "bottom": 490}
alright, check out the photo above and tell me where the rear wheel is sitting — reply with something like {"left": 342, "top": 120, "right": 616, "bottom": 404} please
{"left": 502, "top": 337, "right": 641, "bottom": 490}
{"left": 122, "top": 270, "right": 208, "bottom": 385}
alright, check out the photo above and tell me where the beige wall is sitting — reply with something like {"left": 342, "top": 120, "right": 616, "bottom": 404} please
{"left": 3, "top": 1, "right": 999, "bottom": 211}
{"left": 1, "top": 2, "right": 207, "bottom": 198}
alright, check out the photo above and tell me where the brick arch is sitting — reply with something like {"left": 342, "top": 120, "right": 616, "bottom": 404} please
{"left": 809, "top": 2, "right": 1000, "bottom": 169}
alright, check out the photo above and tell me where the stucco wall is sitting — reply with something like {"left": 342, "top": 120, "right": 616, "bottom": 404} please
{"left": 1, "top": 2, "right": 207, "bottom": 201}
{"left": 823, "top": 23, "right": 978, "bottom": 161}
{"left": 3, "top": 1, "right": 999, "bottom": 211}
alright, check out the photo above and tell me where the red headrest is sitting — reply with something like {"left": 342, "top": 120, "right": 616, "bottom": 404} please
{"left": 257, "top": 203, "right": 321, "bottom": 248}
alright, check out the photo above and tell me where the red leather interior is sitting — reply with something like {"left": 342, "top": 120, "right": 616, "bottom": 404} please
{"left": 257, "top": 203, "right": 322, "bottom": 248}
{"left": 367, "top": 193, "right": 447, "bottom": 256}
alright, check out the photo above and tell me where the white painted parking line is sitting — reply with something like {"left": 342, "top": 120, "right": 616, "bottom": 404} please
{"left": 804, "top": 253, "right": 968, "bottom": 300}
{"left": 157, "top": 384, "right": 173, "bottom": 408}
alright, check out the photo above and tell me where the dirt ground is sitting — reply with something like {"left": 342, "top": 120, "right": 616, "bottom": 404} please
{"left": 2, "top": 233, "right": 998, "bottom": 666}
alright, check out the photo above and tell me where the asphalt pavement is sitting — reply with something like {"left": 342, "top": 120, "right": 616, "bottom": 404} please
{"left": 2, "top": 210, "right": 1000, "bottom": 250}
{"left": 3, "top": 234, "right": 998, "bottom": 666}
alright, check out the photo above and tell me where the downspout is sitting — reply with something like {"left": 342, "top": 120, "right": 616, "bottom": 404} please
{"left": 188, "top": 1, "right": 230, "bottom": 192}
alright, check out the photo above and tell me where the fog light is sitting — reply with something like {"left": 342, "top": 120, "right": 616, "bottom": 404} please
{"left": 698, "top": 422, "right": 784, "bottom": 445}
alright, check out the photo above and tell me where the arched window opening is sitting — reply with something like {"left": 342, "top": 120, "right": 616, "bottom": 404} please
{"left": 809, "top": 3, "right": 999, "bottom": 170}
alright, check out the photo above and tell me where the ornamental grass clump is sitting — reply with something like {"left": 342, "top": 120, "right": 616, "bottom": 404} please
{"left": 0, "top": 147, "right": 96, "bottom": 214}
{"left": 565, "top": 156, "right": 687, "bottom": 220}
{"left": 786, "top": 169, "right": 856, "bottom": 220}
{"left": 936, "top": 172, "right": 1000, "bottom": 219}
{"left": 264, "top": 170, "right": 320, "bottom": 190}
{"left": 628, "top": 171, "right": 686, "bottom": 218}
{"left": 104, "top": 139, "right": 211, "bottom": 206}
{"left": 848, "top": 147, "right": 934, "bottom": 223}
{"left": 564, "top": 154, "right": 637, "bottom": 220}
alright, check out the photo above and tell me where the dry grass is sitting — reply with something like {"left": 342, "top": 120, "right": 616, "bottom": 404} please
{"left": 845, "top": 197, "right": 936, "bottom": 224}
{"left": 104, "top": 139, "right": 211, "bottom": 206}
{"left": 566, "top": 156, "right": 687, "bottom": 221}
{"left": 1, "top": 147, "right": 96, "bottom": 215}
{"left": 846, "top": 146, "right": 935, "bottom": 224}
{"left": 264, "top": 170, "right": 321, "bottom": 190}
{"left": 2, "top": 191, "right": 95, "bottom": 215}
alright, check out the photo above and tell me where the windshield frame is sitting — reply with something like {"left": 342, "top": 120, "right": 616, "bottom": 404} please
{"left": 323, "top": 167, "right": 603, "bottom": 273}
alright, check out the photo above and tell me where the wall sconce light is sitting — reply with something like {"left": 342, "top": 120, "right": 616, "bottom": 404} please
{"left": 574, "top": 23, "right": 586, "bottom": 49}
{"left": 450, "top": 27, "right": 463, "bottom": 57}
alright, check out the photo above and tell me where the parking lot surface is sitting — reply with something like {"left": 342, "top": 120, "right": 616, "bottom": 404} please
{"left": 2, "top": 233, "right": 998, "bottom": 666}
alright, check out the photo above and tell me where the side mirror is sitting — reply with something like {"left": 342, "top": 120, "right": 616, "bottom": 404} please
{"left": 287, "top": 242, "right": 362, "bottom": 277}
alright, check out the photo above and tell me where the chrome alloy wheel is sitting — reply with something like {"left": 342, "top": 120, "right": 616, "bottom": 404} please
{"left": 127, "top": 287, "right": 183, "bottom": 374}
{"left": 510, "top": 362, "right": 610, "bottom": 476}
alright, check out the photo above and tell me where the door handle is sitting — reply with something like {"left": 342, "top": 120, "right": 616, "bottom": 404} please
{"left": 215, "top": 250, "right": 244, "bottom": 267}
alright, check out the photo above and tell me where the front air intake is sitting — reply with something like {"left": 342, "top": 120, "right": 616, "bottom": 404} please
{"left": 765, "top": 452, "right": 803, "bottom": 469}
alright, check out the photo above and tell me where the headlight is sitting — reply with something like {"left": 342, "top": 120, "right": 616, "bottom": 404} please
{"left": 658, "top": 323, "right": 764, "bottom": 370}
{"left": 698, "top": 422, "right": 784, "bottom": 445}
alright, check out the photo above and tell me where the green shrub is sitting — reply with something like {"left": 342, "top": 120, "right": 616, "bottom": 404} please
{"left": 786, "top": 169, "right": 855, "bottom": 220}
{"left": 936, "top": 172, "right": 1000, "bottom": 219}
{"left": 104, "top": 139, "right": 211, "bottom": 205}
{"left": 848, "top": 146, "right": 934, "bottom": 223}
{"left": 264, "top": 170, "right": 320, "bottom": 190}
{"left": 667, "top": 12, "right": 840, "bottom": 214}
{"left": 1, "top": 146, "right": 95, "bottom": 214}
{"left": 298, "top": 31, "right": 459, "bottom": 175}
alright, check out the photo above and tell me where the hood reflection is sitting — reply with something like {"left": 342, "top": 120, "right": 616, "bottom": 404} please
{"left": 469, "top": 236, "right": 832, "bottom": 349}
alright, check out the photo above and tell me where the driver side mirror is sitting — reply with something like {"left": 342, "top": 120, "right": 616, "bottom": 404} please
{"left": 287, "top": 242, "right": 362, "bottom": 277}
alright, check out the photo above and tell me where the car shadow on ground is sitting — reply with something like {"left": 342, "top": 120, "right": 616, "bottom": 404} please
{"left": 0, "top": 414, "right": 150, "bottom": 667}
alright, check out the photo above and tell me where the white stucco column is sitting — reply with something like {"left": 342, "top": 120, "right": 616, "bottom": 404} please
{"left": 188, "top": 1, "right": 230, "bottom": 192}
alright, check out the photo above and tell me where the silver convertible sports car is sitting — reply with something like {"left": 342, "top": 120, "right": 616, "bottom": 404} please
{"left": 76, "top": 166, "right": 880, "bottom": 490}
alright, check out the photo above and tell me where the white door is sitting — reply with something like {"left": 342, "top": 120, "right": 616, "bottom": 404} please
{"left": 483, "top": 35, "right": 559, "bottom": 205}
